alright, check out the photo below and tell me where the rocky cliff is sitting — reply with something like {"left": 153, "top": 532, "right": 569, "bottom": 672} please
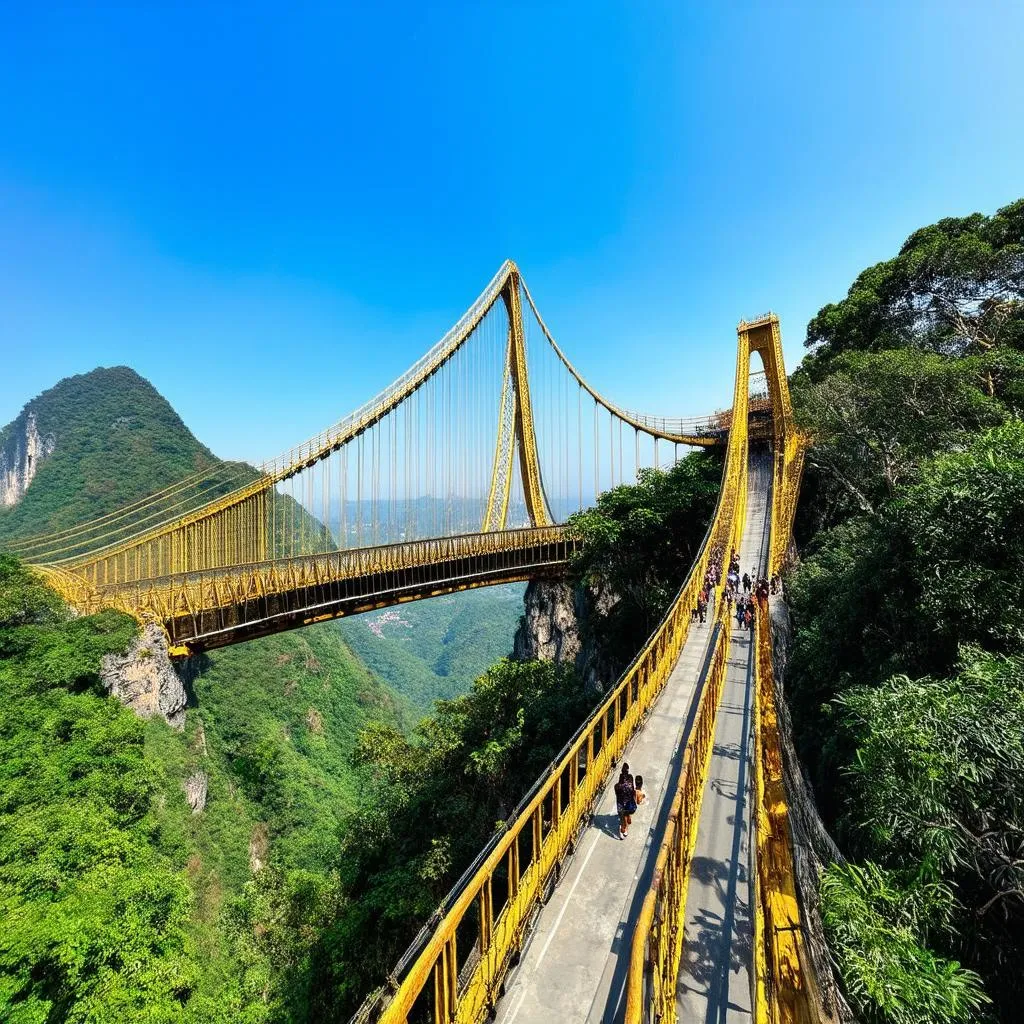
{"left": 513, "top": 578, "right": 621, "bottom": 692}
{"left": 0, "top": 411, "right": 55, "bottom": 507}
{"left": 100, "top": 623, "right": 191, "bottom": 729}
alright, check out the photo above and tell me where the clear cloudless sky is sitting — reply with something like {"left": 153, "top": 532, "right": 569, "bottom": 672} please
{"left": 2, "top": 1, "right": 1023, "bottom": 463}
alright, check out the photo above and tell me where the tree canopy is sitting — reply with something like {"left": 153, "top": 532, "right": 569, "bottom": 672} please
{"left": 787, "top": 199, "right": 1024, "bottom": 1024}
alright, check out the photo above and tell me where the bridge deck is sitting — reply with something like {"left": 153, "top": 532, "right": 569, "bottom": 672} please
{"left": 677, "top": 457, "right": 770, "bottom": 1022}
{"left": 494, "top": 459, "right": 769, "bottom": 1024}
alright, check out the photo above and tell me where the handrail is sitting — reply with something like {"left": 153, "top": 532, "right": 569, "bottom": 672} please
{"left": 751, "top": 609, "right": 827, "bottom": 1023}
{"left": 624, "top": 598, "right": 733, "bottom": 1022}
{"left": 621, "top": 445, "right": 750, "bottom": 1024}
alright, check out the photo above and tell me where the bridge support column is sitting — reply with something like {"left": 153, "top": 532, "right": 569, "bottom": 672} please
{"left": 482, "top": 268, "right": 551, "bottom": 530}
{"left": 737, "top": 314, "right": 799, "bottom": 575}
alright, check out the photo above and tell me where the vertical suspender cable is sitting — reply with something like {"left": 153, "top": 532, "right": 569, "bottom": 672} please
{"left": 578, "top": 385, "right": 583, "bottom": 511}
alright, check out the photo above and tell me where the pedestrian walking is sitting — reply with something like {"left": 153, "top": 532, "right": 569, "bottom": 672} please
{"left": 614, "top": 764, "right": 637, "bottom": 839}
{"left": 634, "top": 775, "right": 647, "bottom": 809}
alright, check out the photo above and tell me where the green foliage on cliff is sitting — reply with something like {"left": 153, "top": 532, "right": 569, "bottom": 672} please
{"left": 0, "top": 555, "right": 198, "bottom": 1023}
{"left": 787, "top": 198, "right": 1024, "bottom": 1023}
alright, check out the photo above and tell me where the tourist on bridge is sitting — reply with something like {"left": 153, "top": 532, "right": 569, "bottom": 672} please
{"left": 615, "top": 764, "right": 637, "bottom": 840}
{"left": 742, "top": 571, "right": 752, "bottom": 593}
{"left": 736, "top": 600, "right": 746, "bottom": 629}
{"left": 634, "top": 775, "right": 647, "bottom": 810}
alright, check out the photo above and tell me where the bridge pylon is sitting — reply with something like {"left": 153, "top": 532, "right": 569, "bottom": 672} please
{"left": 736, "top": 313, "right": 803, "bottom": 575}
{"left": 481, "top": 265, "right": 552, "bottom": 531}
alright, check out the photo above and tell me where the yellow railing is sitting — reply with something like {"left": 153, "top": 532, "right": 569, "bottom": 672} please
{"left": 84, "top": 525, "right": 571, "bottom": 620}
{"left": 751, "top": 610, "right": 821, "bottom": 1024}
{"left": 620, "top": 423, "right": 749, "bottom": 1024}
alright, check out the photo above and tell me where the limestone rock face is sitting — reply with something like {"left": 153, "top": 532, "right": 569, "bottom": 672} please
{"left": 249, "top": 823, "right": 269, "bottom": 873}
{"left": 513, "top": 580, "right": 582, "bottom": 664}
{"left": 513, "top": 579, "right": 621, "bottom": 693}
{"left": 100, "top": 623, "right": 188, "bottom": 729}
{"left": 1, "top": 411, "right": 56, "bottom": 506}
{"left": 184, "top": 771, "right": 208, "bottom": 814}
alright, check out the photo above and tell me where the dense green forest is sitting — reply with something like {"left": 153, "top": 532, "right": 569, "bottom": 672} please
{"left": 787, "top": 198, "right": 1024, "bottom": 1023}
{"left": 0, "top": 554, "right": 413, "bottom": 1021}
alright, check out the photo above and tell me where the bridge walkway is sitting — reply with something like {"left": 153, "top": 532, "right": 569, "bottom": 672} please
{"left": 494, "top": 458, "right": 770, "bottom": 1024}
{"left": 677, "top": 456, "right": 770, "bottom": 1022}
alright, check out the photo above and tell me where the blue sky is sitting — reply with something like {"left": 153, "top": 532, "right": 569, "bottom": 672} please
{"left": 2, "top": 1, "right": 1022, "bottom": 464}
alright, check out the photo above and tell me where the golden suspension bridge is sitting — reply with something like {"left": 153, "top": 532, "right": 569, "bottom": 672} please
{"left": 8, "top": 261, "right": 826, "bottom": 1023}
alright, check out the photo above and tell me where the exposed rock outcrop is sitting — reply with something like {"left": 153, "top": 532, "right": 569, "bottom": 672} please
{"left": 184, "top": 771, "right": 208, "bottom": 814}
{"left": 513, "top": 579, "right": 621, "bottom": 693}
{"left": 100, "top": 623, "right": 189, "bottom": 729}
{"left": 249, "top": 823, "right": 269, "bottom": 873}
{"left": 1, "top": 411, "right": 55, "bottom": 506}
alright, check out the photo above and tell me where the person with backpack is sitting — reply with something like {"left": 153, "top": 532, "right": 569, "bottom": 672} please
{"left": 742, "top": 571, "right": 751, "bottom": 593}
{"left": 614, "top": 764, "right": 637, "bottom": 839}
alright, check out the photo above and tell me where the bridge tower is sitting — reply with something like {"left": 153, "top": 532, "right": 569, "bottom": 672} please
{"left": 736, "top": 313, "right": 801, "bottom": 575}
{"left": 481, "top": 265, "right": 552, "bottom": 530}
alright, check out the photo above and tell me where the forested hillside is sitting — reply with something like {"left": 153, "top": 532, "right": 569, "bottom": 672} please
{"left": 0, "top": 557, "right": 407, "bottom": 1021}
{"left": 787, "top": 198, "right": 1024, "bottom": 1023}
{"left": 335, "top": 584, "right": 526, "bottom": 716}
{"left": 0, "top": 370, "right": 408, "bottom": 1019}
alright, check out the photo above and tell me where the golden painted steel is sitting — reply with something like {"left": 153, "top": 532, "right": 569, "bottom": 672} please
{"left": 623, "top": 599, "right": 733, "bottom": 1024}
{"left": 481, "top": 271, "right": 552, "bottom": 531}
{"left": 622, "top": 308, "right": 755, "bottom": 1024}
{"left": 751, "top": 611, "right": 822, "bottom": 1024}
{"left": 85, "top": 525, "right": 571, "bottom": 654}
{"left": 22, "top": 261, "right": 732, "bottom": 597}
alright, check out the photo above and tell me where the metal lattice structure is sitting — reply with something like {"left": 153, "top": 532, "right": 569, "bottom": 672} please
{"left": 13, "top": 261, "right": 762, "bottom": 656}
{"left": 338, "top": 309, "right": 814, "bottom": 1024}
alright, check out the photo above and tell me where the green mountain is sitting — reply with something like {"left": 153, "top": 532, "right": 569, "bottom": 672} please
{"left": 336, "top": 583, "right": 526, "bottom": 716}
{"left": 0, "top": 366, "right": 223, "bottom": 540}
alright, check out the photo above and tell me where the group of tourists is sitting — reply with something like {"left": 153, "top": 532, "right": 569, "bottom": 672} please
{"left": 693, "top": 543, "right": 784, "bottom": 631}
{"left": 693, "top": 545, "right": 726, "bottom": 624}
{"left": 724, "top": 564, "right": 780, "bottom": 630}
{"left": 613, "top": 763, "right": 646, "bottom": 839}
{"left": 621, "top": 551, "right": 785, "bottom": 840}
